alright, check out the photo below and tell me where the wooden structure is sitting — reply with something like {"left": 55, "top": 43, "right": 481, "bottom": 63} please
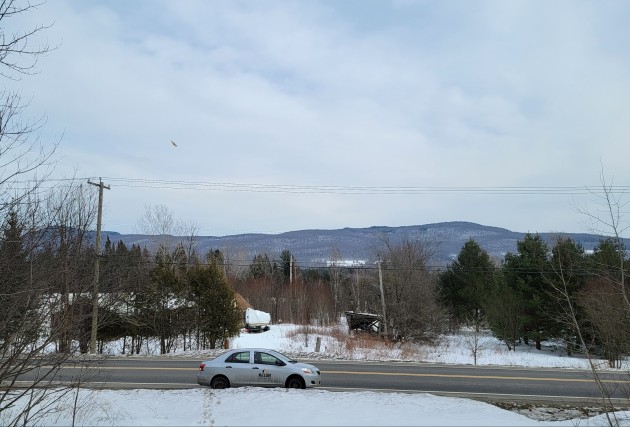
{"left": 234, "top": 292, "right": 253, "bottom": 311}
{"left": 344, "top": 311, "right": 382, "bottom": 334}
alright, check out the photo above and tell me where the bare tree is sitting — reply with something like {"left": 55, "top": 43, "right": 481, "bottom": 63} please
{"left": 0, "top": 180, "right": 99, "bottom": 426}
{"left": 308, "top": 279, "right": 334, "bottom": 326}
{"left": 379, "top": 237, "right": 447, "bottom": 342}
{"left": 483, "top": 277, "right": 526, "bottom": 351}
{"left": 547, "top": 247, "right": 621, "bottom": 427}
{"left": 552, "top": 169, "right": 630, "bottom": 426}
{"left": 222, "top": 247, "right": 249, "bottom": 280}
{"left": 45, "top": 178, "right": 98, "bottom": 353}
{"left": 577, "top": 169, "right": 630, "bottom": 312}
{"left": 0, "top": 2, "right": 92, "bottom": 425}
{"left": 462, "top": 313, "right": 489, "bottom": 365}
{"left": 577, "top": 279, "right": 630, "bottom": 368}
{"left": 0, "top": 1, "right": 57, "bottom": 217}
{"left": 137, "top": 204, "right": 200, "bottom": 262}
{"left": 286, "top": 281, "right": 311, "bottom": 325}
{"left": 180, "top": 220, "right": 199, "bottom": 266}
{"left": 327, "top": 248, "right": 343, "bottom": 315}
{"left": 137, "top": 204, "right": 177, "bottom": 251}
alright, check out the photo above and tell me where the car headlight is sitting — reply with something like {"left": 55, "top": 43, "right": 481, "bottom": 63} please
{"left": 301, "top": 368, "right": 313, "bottom": 374}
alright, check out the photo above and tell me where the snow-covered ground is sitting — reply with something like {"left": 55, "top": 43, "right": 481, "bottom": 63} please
{"left": 209, "top": 323, "right": 625, "bottom": 370}
{"left": 5, "top": 323, "right": 630, "bottom": 426}
{"left": 8, "top": 387, "right": 626, "bottom": 427}
{"left": 108, "top": 322, "right": 628, "bottom": 371}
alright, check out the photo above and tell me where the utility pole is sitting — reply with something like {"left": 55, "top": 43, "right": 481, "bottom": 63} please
{"left": 88, "top": 178, "right": 110, "bottom": 354}
{"left": 289, "top": 255, "right": 295, "bottom": 284}
{"left": 377, "top": 259, "right": 388, "bottom": 338}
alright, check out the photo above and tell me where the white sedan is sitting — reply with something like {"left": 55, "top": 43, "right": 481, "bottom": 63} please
{"left": 197, "top": 348, "right": 322, "bottom": 389}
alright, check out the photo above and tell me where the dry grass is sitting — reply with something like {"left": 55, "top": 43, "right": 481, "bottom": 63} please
{"left": 283, "top": 326, "right": 306, "bottom": 340}
{"left": 285, "top": 324, "right": 425, "bottom": 360}
{"left": 398, "top": 341, "right": 425, "bottom": 361}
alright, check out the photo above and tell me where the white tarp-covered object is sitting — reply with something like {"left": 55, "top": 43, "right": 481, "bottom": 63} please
{"left": 244, "top": 308, "right": 271, "bottom": 327}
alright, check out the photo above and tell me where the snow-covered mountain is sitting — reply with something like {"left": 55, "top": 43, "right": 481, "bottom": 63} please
{"left": 101, "top": 221, "right": 627, "bottom": 267}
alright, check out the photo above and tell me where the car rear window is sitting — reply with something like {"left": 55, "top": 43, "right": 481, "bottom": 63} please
{"left": 226, "top": 351, "right": 250, "bottom": 363}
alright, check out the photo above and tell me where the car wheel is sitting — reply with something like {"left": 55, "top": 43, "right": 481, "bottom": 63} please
{"left": 285, "top": 375, "right": 305, "bottom": 389}
{"left": 210, "top": 376, "right": 230, "bottom": 389}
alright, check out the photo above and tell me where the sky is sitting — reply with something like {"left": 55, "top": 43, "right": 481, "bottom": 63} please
{"left": 9, "top": 0, "right": 630, "bottom": 236}
{"left": 5, "top": 323, "right": 630, "bottom": 426}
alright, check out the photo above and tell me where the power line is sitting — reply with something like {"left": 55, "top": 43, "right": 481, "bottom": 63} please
{"left": 6, "top": 177, "right": 630, "bottom": 196}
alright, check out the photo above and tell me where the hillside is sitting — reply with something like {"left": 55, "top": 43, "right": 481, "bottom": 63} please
{"left": 101, "top": 221, "right": 626, "bottom": 267}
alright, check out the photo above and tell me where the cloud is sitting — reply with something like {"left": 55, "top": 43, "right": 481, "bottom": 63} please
{"left": 13, "top": 0, "right": 630, "bottom": 235}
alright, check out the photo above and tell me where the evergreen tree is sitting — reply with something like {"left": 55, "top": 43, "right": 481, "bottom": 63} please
{"left": 502, "top": 233, "right": 550, "bottom": 350}
{"left": 279, "top": 249, "right": 293, "bottom": 282}
{"left": 577, "top": 238, "right": 630, "bottom": 365}
{"left": 484, "top": 272, "right": 526, "bottom": 351}
{"left": 548, "top": 237, "right": 588, "bottom": 352}
{"left": 589, "top": 237, "right": 626, "bottom": 280}
{"left": 188, "top": 263, "right": 241, "bottom": 349}
{"left": 249, "top": 253, "right": 273, "bottom": 279}
{"left": 147, "top": 248, "right": 185, "bottom": 354}
{"left": 206, "top": 249, "right": 225, "bottom": 268}
{"left": 437, "top": 239, "right": 495, "bottom": 326}
{"left": 125, "top": 244, "right": 153, "bottom": 354}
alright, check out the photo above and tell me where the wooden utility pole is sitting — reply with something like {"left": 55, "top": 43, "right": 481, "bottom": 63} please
{"left": 377, "top": 260, "right": 388, "bottom": 337}
{"left": 289, "top": 255, "right": 294, "bottom": 284}
{"left": 88, "top": 178, "right": 110, "bottom": 354}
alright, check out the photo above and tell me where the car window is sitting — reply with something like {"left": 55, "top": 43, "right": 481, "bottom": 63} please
{"left": 226, "top": 351, "right": 250, "bottom": 363}
{"left": 254, "top": 351, "right": 282, "bottom": 365}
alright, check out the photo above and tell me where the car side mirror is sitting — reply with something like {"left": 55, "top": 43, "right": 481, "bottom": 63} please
{"left": 275, "top": 360, "right": 286, "bottom": 366}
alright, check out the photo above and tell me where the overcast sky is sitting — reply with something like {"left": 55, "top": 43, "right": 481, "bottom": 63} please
{"left": 13, "top": 0, "right": 630, "bottom": 236}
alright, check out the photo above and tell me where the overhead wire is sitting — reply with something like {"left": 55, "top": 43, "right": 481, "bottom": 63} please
{"left": 6, "top": 177, "right": 630, "bottom": 196}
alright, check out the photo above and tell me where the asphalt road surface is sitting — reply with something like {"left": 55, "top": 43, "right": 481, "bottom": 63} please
{"left": 19, "top": 357, "right": 630, "bottom": 404}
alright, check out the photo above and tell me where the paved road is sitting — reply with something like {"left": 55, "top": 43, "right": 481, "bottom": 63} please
{"left": 20, "top": 357, "right": 630, "bottom": 404}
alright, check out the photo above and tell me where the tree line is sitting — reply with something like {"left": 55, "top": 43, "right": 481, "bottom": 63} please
{"left": 437, "top": 234, "right": 630, "bottom": 367}
{"left": 3, "top": 192, "right": 629, "bottom": 368}
{"left": 4, "top": 1, "right": 626, "bottom": 423}
{"left": 1, "top": 208, "right": 244, "bottom": 356}
{"left": 234, "top": 231, "right": 630, "bottom": 371}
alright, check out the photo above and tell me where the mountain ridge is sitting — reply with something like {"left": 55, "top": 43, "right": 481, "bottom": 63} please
{"left": 102, "top": 221, "right": 626, "bottom": 266}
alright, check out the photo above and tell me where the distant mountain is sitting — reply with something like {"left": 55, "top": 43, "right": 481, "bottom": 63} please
{"left": 101, "top": 221, "right": 627, "bottom": 267}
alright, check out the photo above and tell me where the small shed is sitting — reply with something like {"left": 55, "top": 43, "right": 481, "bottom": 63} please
{"left": 344, "top": 311, "right": 382, "bottom": 334}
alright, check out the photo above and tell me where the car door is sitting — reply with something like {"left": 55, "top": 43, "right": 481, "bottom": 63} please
{"left": 223, "top": 350, "right": 252, "bottom": 386}
{"left": 251, "top": 351, "right": 285, "bottom": 386}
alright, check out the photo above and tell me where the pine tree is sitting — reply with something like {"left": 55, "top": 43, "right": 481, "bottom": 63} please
{"left": 502, "top": 233, "right": 550, "bottom": 350}
{"left": 147, "top": 248, "right": 184, "bottom": 354}
{"left": 437, "top": 239, "right": 495, "bottom": 326}
{"left": 188, "top": 263, "right": 241, "bottom": 349}
{"left": 548, "top": 237, "right": 588, "bottom": 352}
{"left": 484, "top": 272, "right": 526, "bottom": 351}
{"left": 249, "top": 253, "right": 273, "bottom": 279}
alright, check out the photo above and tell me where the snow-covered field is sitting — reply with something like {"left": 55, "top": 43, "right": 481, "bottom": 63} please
{"left": 200, "top": 323, "right": 625, "bottom": 370}
{"left": 6, "top": 323, "right": 630, "bottom": 426}
{"left": 105, "top": 322, "right": 628, "bottom": 370}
